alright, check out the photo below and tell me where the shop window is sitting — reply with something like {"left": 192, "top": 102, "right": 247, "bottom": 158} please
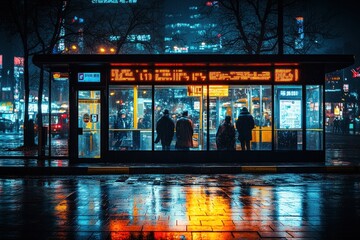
{"left": 306, "top": 85, "right": 323, "bottom": 150}
{"left": 109, "top": 85, "right": 152, "bottom": 151}
{"left": 274, "top": 85, "right": 302, "bottom": 150}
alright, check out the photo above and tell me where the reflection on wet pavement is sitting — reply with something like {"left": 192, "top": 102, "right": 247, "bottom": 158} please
{"left": 1, "top": 133, "right": 360, "bottom": 167}
{"left": 1, "top": 174, "right": 359, "bottom": 239}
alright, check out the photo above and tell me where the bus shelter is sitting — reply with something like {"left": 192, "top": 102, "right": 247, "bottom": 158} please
{"left": 33, "top": 54, "right": 354, "bottom": 163}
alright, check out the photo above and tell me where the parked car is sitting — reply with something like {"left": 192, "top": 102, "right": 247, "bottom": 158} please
{"left": 0, "top": 118, "right": 14, "bottom": 132}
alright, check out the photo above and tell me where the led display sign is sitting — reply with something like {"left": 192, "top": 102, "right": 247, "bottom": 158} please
{"left": 275, "top": 69, "right": 299, "bottom": 82}
{"left": 155, "top": 69, "right": 206, "bottom": 82}
{"left": 209, "top": 71, "right": 271, "bottom": 81}
{"left": 110, "top": 68, "right": 299, "bottom": 83}
{"left": 110, "top": 69, "right": 207, "bottom": 82}
{"left": 187, "top": 85, "right": 229, "bottom": 97}
{"left": 279, "top": 89, "right": 301, "bottom": 97}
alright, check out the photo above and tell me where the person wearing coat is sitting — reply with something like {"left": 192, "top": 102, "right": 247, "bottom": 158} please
{"left": 216, "top": 116, "right": 236, "bottom": 150}
{"left": 113, "top": 109, "right": 130, "bottom": 149}
{"left": 155, "top": 109, "right": 175, "bottom": 150}
{"left": 175, "top": 110, "right": 194, "bottom": 150}
{"left": 236, "top": 107, "right": 255, "bottom": 151}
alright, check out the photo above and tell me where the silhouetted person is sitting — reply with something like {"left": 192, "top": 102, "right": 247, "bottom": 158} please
{"left": 342, "top": 115, "right": 350, "bottom": 134}
{"left": 155, "top": 109, "right": 175, "bottom": 150}
{"left": 333, "top": 117, "right": 340, "bottom": 133}
{"left": 113, "top": 109, "right": 130, "bottom": 149}
{"left": 28, "top": 119, "right": 35, "bottom": 147}
{"left": 216, "top": 116, "right": 236, "bottom": 150}
{"left": 236, "top": 107, "right": 255, "bottom": 151}
{"left": 175, "top": 110, "right": 193, "bottom": 150}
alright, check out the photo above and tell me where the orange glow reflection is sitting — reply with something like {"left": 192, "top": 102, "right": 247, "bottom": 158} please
{"left": 185, "top": 186, "right": 234, "bottom": 231}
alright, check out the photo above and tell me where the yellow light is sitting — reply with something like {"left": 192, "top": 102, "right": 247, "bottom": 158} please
{"left": 71, "top": 45, "right": 77, "bottom": 50}
{"left": 110, "top": 48, "right": 115, "bottom": 53}
{"left": 99, "top": 47, "right": 106, "bottom": 53}
{"left": 110, "top": 92, "right": 115, "bottom": 96}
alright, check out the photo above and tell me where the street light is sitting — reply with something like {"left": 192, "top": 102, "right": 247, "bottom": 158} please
{"left": 99, "top": 47, "right": 106, "bottom": 54}
{"left": 98, "top": 47, "right": 116, "bottom": 54}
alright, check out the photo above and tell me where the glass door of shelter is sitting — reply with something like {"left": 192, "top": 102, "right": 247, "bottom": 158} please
{"left": 78, "top": 90, "right": 101, "bottom": 158}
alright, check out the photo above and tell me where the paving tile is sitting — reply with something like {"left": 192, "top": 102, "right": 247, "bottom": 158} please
{"left": 152, "top": 232, "right": 192, "bottom": 239}
{"left": 200, "top": 220, "right": 224, "bottom": 226}
{"left": 177, "top": 220, "right": 201, "bottom": 226}
{"left": 258, "top": 231, "right": 293, "bottom": 238}
{"left": 193, "top": 231, "right": 235, "bottom": 240}
{"left": 187, "top": 225, "right": 213, "bottom": 231}
{"left": 287, "top": 231, "right": 322, "bottom": 238}
{"left": 142, "top": 225, "right": 187, "bottom": 232}
{"left": 232, "top": 231, "right": 261, "bottom": 239}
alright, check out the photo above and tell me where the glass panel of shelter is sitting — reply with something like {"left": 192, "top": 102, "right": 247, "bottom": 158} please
{"left": 274, "top": 85, "right": 303, "bottom": 150}
{"left": 206, "top": 85, "right": 272, "bottom": 151}
{"left": 306, "top": 85, "right": 323, "bottom": 150}
{"left": 108, "top": 84, "right": 278, "bottom": 151}
{"left": 78, "top": 90, "right": 101, "bottom": 158}
{"left": 107, "top": 84, "right": 325, "bottom": 152}
{"left": 108, "top": 86, "right": 152, "bottom": 151}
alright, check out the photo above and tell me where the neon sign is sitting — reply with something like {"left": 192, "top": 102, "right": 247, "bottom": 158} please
{"left": 351, "top": 67, "right": 360, "bottom": 78}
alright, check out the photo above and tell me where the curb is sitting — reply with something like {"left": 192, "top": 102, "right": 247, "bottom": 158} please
{"left": 0, "top": 166, "right": 360, "bottom": 175}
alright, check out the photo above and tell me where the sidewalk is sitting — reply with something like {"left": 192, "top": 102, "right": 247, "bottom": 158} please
{"left": 0, "top": 132, "right": 359, "bottom": 175}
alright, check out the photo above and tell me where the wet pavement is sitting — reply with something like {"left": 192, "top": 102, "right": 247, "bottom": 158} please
{"left": 0, "top": 174, "right": 359, "bottom": 239}
{"left": 0, "top": 132, "right": 360, "bottom": 175}
{"left": 0, "top": 133, "right": 360, "bottom": 239}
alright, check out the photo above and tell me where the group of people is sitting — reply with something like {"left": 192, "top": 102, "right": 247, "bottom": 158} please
{"left": 332, "top": 116, "right": 350, "bottom": 134}
{"left": 155, "top": 109, "right": 193, "bottom": 151}
{"left": 215, "top": 107, "right": 254, "bottom": 151}
{"left": 155, "top": 107, "right": 255, "bottom": 151}
{"left": 113, "top": 106, "right": 255, "bottom": 151}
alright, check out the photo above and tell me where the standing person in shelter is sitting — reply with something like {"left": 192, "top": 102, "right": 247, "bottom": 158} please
{"left": 216, "top": 116, "right": 236, "bottom": 150}
{"left": 113, "top": 109, "right": 130, "bottom": 149}
{"left": 175, "top": 110, "right": 194, "bottom": 150}
{"left": 155, "top": 109, "right": 175, "bottom": 150}
{"left": 236, "top": 107, "right": 255, "bottom": 151}
{"left": 333, "top": 117, "right": 340, "bottom": 133}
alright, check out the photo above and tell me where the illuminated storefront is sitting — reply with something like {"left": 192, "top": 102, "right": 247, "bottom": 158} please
{"left": 33, "top": 54, "right": 354, "bottom": 163}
